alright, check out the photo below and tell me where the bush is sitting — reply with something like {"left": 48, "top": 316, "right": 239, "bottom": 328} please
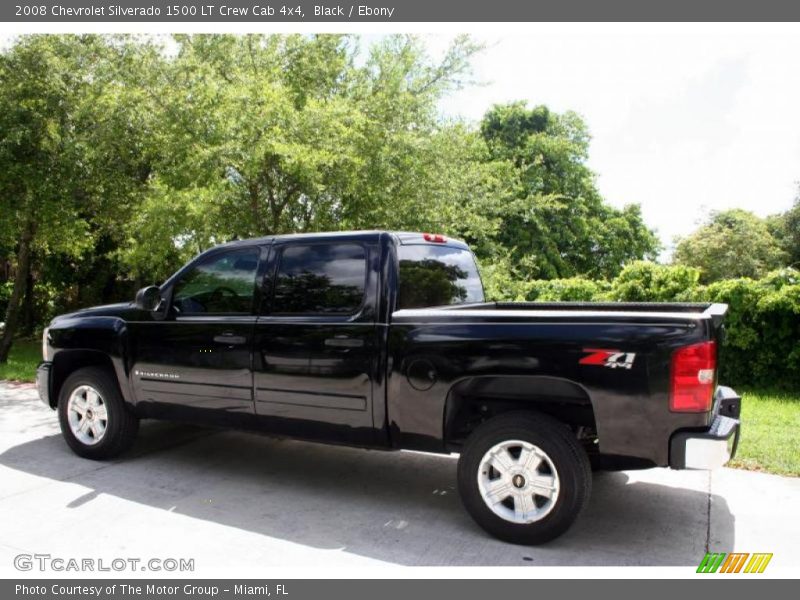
{"left": 478, "top": 256, "right": 532, "bottom": 301}
{"left": 31, "top": 281, "right": 60, "bottom": 335}
{"left": 479, "top": 255, "right": 610, "bottom": 301}
{"left": 607, "top": 261, "right": 701, "bottom": 302}
{"left": 705, "top": 271, "right": 800, "bottom": 389}
{"left": 524, "top": 278, "right": 609, "bottom": 302}
{"left": 0, "top": 279, "right": 59, "bottom": 338}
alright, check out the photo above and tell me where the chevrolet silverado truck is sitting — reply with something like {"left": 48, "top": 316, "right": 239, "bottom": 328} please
{"left": 36, "top": 231, "right": 741, "bottom": 544}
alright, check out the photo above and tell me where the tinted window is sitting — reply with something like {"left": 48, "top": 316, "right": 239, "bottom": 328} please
{"left": 271, "top": 243, "right": 367, "bottom": 314}
{"left": 397, "top": 245, "right": 485, "bottom": 309}
{"left": 172, "top": 249, "right": 259, "bottom": 315}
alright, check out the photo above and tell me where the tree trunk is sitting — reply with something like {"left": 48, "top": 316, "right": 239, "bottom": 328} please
{"left": 20, "top": 269, "right": 35, "bottom": 337}
{"left": 0, "top": 222, "right": 35, "bottom": 364}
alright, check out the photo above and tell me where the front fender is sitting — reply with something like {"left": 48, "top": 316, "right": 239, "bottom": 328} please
{"left": 46, "top": 316, "right": 132, "bottom": 408}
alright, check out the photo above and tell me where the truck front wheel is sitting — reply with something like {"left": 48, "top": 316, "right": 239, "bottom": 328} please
{"left": 457, "top": 411, "right": 592, "bottom": 545}
{"left": 57, "top": 367, "right": 139, "bottom": 460}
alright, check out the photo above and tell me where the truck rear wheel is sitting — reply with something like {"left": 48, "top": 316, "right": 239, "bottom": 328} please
{"left": 457, "top": 411, "right": 591, "bottom": 545}
{"left": 57, "top": 367, "right": 139, "bottom": 460}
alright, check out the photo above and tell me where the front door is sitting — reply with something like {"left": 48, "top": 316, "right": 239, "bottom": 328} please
{"left": 130, "top": 246, "right": 262, "bottom": 426}
{"left": 253, "top": 239, "right": 379, "bottom": 444}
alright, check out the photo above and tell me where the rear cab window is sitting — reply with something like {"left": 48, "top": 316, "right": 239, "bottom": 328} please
{"left": 397, "top": 243, "right": 485, "bottom": 309}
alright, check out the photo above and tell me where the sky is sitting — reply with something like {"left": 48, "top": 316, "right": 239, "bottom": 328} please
{"left": 422, "top": 30, "right": 800, "bottom": 254}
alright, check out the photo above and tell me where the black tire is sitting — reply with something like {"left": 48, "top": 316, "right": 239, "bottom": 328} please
{"left": 57, "top": 366, "right": 139, "bottom": 460}
{"left": 457, "top": 411, "right": 592, "bottom": 545}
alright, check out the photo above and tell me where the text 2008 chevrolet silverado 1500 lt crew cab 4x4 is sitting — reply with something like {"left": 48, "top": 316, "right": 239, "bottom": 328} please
{"left": 36, "top": 231, "right": 741, "bottom": 544}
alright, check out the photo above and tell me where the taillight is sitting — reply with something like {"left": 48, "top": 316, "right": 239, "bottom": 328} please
{"left": 423, "top": 233, "right": 446, "bottom": 243}
{"left": 670, "top": 341, "right": 717, "bottom": 412}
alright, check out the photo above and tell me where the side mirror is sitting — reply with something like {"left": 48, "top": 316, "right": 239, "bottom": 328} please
{"left": 134, "top": 285, "right": 162, "bottom": 311}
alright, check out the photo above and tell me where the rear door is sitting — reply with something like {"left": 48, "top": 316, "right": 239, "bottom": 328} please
{"left": 252, "top": 238, "right": 380, "bottom": 444}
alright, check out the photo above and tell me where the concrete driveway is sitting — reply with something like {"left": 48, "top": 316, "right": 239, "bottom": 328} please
{"left": 1, "top": 381, "right": 798, "bottom": 570}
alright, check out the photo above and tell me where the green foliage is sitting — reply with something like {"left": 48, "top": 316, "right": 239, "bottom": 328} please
{"left": 479, "top": 254, "right": 611, "bottom": 302}
{"left": 0, "top": 281, "right": 11, "bottom": 318}
{"left": 119, "top": 34, "right": 489, "bottom": 281}
{"left": 0, "top": 35, "right": 153, "bottom": 256}
{"left": 525, "top": 278, "right": 609, "bottom": 302}
{"left": 29, "top": 281, "right": 59, "bottom": 335}
{"left": 768, "top": 191, "right": 800, "bottom": 269}
{"left": 478, "top": 102, "right": 660, "bottom": 280}
{"left": 673, "top": 209, "right": 787, "bottom": 283}
{"left": 0, "top": 35, "right": 156, "bottom": 358}
{"left": 0, "top": 338, "right": 40, "bottom": 382}
{"left": 477, "top": 253, "right": 527, "bottom": 301}
{"left": 608, "top": 261, "right": 701, "bottom": 302}
{"left": 705, "top": 271, "right": 800, "bottom": 388}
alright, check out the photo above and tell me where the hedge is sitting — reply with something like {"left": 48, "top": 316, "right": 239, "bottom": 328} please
{"left": 703, "top": 272, "right": 800, "bottom": 390}
{"left": 487, "top": 262, "right": 800, "bottom": 390}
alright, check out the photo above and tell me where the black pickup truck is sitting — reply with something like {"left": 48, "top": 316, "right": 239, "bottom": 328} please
{"left": 36, "top": 231, "right": 741, "bottom": 544}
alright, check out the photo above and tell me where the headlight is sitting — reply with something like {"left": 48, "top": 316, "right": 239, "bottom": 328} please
{"left": 42, "top": 327, "right": 50, "bottom": 361}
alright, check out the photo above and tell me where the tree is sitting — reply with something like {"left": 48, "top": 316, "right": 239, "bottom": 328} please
{"left": 672, "top": 209, "right": 787, "bottom": 283}
{"left": 119, "top": 34, "right": 486, "bottom": 282}
{"left": 0, "top": 35, "right": 154, "bottom": 362}
{"left": 477, "top": 102, "right": 659, "bottom": 280}
{"left": 768, "top": 190, "right": 800, "bottom": 268}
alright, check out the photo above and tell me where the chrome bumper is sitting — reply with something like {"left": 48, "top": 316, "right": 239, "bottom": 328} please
{"left": 669, "top": 387, "right": 741, "bottom": 470}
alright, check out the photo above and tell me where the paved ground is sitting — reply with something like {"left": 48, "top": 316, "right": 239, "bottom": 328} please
{"left": 1, "top": 381, "right": 798, "bottom": 571}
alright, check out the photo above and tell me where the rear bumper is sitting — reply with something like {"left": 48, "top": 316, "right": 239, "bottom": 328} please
{"left": 36, "top": 361, "right": 53, "bottom": 407}
{"left": 669, "top": 386, "right": 741, "bottom": 470}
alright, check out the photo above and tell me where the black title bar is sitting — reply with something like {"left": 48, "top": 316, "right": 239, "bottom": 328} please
{"left": 4, "top": 0, "right": 800, "bottom": 22}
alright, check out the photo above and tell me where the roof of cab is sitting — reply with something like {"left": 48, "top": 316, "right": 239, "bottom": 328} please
{"left": 215, "top": 230, "right": 469, "bottom": 250}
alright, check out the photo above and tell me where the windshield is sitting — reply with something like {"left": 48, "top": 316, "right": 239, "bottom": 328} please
{"left": 397, "top": 244, "right": 485, "bottom": 309}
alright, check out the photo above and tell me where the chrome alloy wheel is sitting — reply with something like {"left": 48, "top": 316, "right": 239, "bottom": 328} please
{"left": 477, "top": 439, "right": 560, "bottom": 524}
{"left": 66, "top": 385, "right": 108, "bottom": 446}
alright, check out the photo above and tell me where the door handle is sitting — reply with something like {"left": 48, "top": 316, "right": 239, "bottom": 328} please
{"left": 324, "top": 336, "right": 364, "bottom": 348}
{"left": 213, "top": 333, "right": 247, "bottom": 345}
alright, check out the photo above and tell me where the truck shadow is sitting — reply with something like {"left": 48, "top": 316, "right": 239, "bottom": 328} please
{"left": 0, "top": 418, "right": 735, "bottom": 566}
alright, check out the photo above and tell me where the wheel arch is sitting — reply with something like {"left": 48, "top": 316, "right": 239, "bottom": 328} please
{"left": 50, "top": 350, "right": 127, "bottom": 409}
{"left": 443, "top": 375, "right": 597, "bottom": 451}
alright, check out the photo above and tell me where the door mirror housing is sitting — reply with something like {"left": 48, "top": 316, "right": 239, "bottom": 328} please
{"left": 134, "top": 285, "right": 163, "bottom": 312}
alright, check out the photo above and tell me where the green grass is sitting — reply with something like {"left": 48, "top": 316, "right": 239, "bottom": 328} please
{"left": 0, "top": 338, "right": 40, "bottom": 382}
{"left": 729, "top": 389, "right": 800, "bottom": 477}
{"left": 0, "top": 337, "right": 797, "bottom": 476}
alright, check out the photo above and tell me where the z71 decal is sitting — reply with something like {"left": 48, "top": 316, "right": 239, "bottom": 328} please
{"left": 579, "top": 348, "right": 636, "bottom": 370}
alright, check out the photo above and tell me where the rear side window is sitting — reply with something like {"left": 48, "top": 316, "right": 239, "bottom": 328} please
{"left": 397, "top": 244, "right": 485, "bottom": 309}
{"left": 271, "top": 243, "right": 367, "bottom": 315}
